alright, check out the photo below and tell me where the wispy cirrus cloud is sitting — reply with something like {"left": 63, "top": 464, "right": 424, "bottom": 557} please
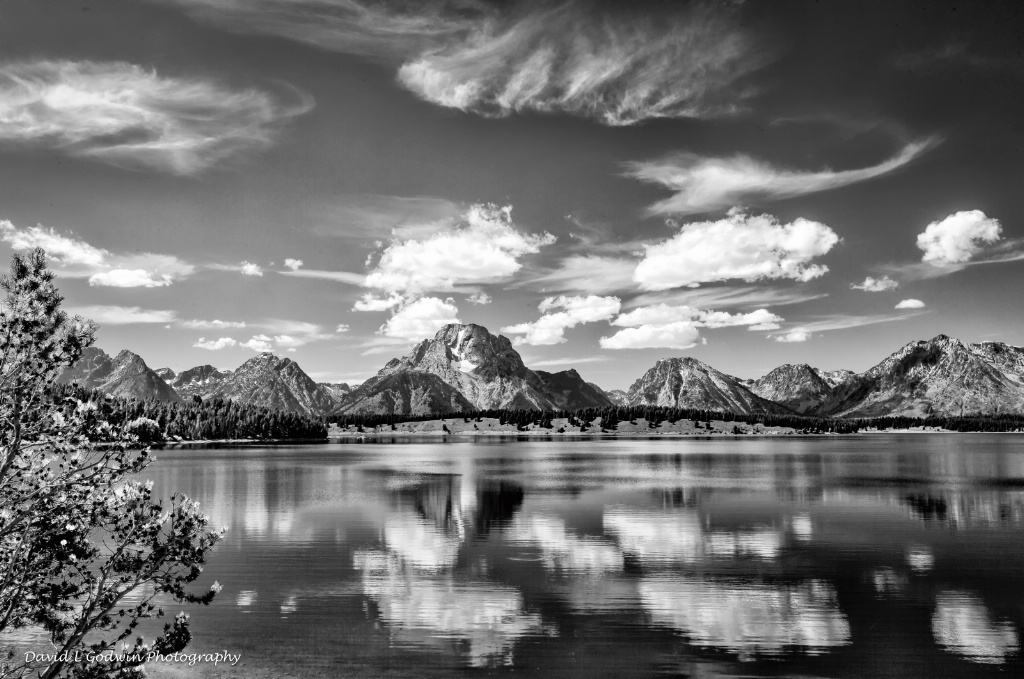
{"left": 0, "top": 218, "right": 194, "bottom": 286}
{"left": 628, "top": 286, "right": 829, "bottom": 311}
{"left": 160, "top": 0, "right": 770, "bottom": 126}
{"left": 768, "top": 312, "right": 922, "bottom": 343}
{"left": 626, "top": 139, "right": 937, "bottom": 215}
{"left": 397, "top": 1, "right": 769, "bottom": 126}
{"left": 0, "top": 60, "right": 312, "bottom": 174}
{"left": 309, "top": 195, "right": 464, "bottom": 239}
{"left": 65, "top": 305, "right": 177, "bottom": 325}
{"left": 515, "top": 254, "right": 638, "bottom": 295}
{"left": 158, "top": 0, "right": 486, "bottom": 60}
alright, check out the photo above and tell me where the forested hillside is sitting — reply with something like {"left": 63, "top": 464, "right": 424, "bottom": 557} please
{"left": 52, "top": 384, "right": 328, "bottom": 442}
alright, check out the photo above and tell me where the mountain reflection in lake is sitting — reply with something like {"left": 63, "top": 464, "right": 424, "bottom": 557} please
{"left": 141, "top": 436, "right": 1024, "bottom": 678}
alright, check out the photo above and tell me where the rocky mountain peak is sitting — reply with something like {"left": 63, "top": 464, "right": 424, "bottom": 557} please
{"left": 627, "top": 355, "right": 791, "bottom": 414}
{"left": 749, "top": 364, "right": 833, "bottom": 414}
{"left": 338, "top": 322, "right": 612, "bottom": 414}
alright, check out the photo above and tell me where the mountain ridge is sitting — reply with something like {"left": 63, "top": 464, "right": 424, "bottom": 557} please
{"left": 59, "top": 331, "right": 1024, "bottom": 419}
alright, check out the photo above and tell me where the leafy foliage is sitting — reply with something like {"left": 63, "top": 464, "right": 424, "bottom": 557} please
{"left": 0, "top": 249, "right": 221, "bottom": 679}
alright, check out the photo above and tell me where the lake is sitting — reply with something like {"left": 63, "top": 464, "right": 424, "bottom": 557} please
{"left": 140, "top": 435, "right": 1024, "bottom": 678}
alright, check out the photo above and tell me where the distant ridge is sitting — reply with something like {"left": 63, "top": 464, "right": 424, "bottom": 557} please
{"left": 60, "top": 328, "right": 1024, "bottom": 418}
{"left": 59, "top": 347, "right": 181, "bottom": 403}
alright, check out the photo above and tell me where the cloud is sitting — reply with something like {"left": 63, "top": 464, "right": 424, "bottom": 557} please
{"left": 336, "top": 323, "right": 350, "bottom": 333}
{"left": 397, "top": 2, "right": 768, "bottom": 125}
{"left": 528, "top": 356, "right": 609, "bottom": 368}
{"left": 895, "top": 298, "right": 925, "bottom": 309}
{"left": 629, "top": 286, "right": 828, "bottom": 311}
{"left": 626, "top": 140, "right": 936, "bottom": 215}
{"left": 162, "top": 1, "right": 768, "bottom": 126}
{"left": 768, "top": 312, "right": 921, "bottom": 343}
{"left": 466, "top": 291, "right": 491, "bottom": 305}
{"left": 88, "top": 269, "right": 172, "bottom": 288}
{"left": 502, "top": 295, "right": 620, "bottom": 346}
{"left": 364, "top": 204, "right": 554, "bottom": 296}
{"left": 353, "top": 293, "right": 403, "bottom": 311}
{"left": 160, "top": 0, "right": 486, "bottom": 60}
{"left": 65, "top": 305, "right": 176, "bottom": 325}
{"left": 240, "top": 261, "right": 263, "bottom": 276}
{"left": 773, "top": 330, "right": 811, "bottom": 343}
{"left": 181, "top": 319, "right": 247, "bottom": 329}
{"left": 611, "top": 304, "right": 783, "bottom": 331}
{"left": 599, "top": 321, "right": 701, "bottom": 350}
{"left": 851, "top": 275, "right": 899, "bottom": 292}
{"left": 194, "top": 337, "right": 238, "bottom": 350}
{"left": 379, "top": 296, "right": 460, "bottom": 340}
{"left": 284, "top": 258, "right": 303, "bottom": 270}
{"left": 278, "top": 268, "right": 366, "bottom": 284}
{"left": 917, "top": 210, "right": 1002, "bottom": 266}
{"left": 310, "top": 195, "right": 464, "bottom": 239}
{"left": 600, "top": 303, "right": 783, "bottom": 350}
{"left": 516, "top": 254, "right": 639, "bottom": 295}
{"left": 0, "top": 60, "right": 311, "bottom": 174}
{"left": 0, "top": 219, "right": 194, "bottom": 286}
{"left": 240, "top": 334, "right": 273, "bottom": 352}
{"left": 634, "top": 210, "right": 840, "bottom": 291}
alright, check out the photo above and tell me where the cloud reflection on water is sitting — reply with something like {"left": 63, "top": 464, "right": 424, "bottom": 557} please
{"left": 639, "top": 577, "right": 851, "bottom": 658}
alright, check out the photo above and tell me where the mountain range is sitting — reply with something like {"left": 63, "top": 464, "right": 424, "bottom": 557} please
{"left": 58, "top": 325, "right": 1024, "bottom": 420}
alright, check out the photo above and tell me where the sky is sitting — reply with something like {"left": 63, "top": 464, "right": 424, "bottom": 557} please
{"left": 2, "top": 0, "right": 1023, "bottom": 390}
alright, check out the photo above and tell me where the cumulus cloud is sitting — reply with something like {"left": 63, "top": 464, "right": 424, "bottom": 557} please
{"left": 379, "top": 296, "right": 460, "bottom": 340}
{"left": 240, "top": 261, "right": 263, "bottom": 276}
{"left": 364, "top": 204, "right": 554, "bottom": 296}
{"left": 65, "top": 305, "right": 176, "bottom": 325}
{"left": 336, "top": 323, "right": 350, "bottom": 333}
{"left": 917, "top": 210, "right": 1003, "bottom": 266}
{"left": 194, "top": 337, "right": 238, "bottom": 350}
{"left": 283, "top": 258, "right": 303, "bottom": 270}
{"left": 626, "top": 140, "right": 935, "bottom": 215}
{"left": 611, "top": 304, "right": 783, "bottom": 331}
{"left": 353, "top": 293, "right": 404, "bottom": 312}
{"left": 0, "top": 60, "right": 311, "bottom": 174}
{"left": 773, "top": 330, "right": 811, "bottom": 343}
{"left": 502, "top": 295, "right": 620, "bottom": 346}
{"left": 466, "top": 291, "right": 491, "bottom": 305}
{"left": 895, "top": 298, "right": 925, "bottom": 309}
{"left": 0, "top": 219, "right": 194, "bottom": 286}
{"left": 600, "top": 304, "right": 782, "bottom": 349}
{"left": 851, "top": 275, "right": 899, "bottom": 292}
{"left": 241, "top": 334, "right": 273, "bottom": 352}
{"left": 599, "top": 321, "right": 701, "bottom": 350}
{"left": 163, "top": 0, "right": 767, "bottom": 126}
{"left": 634, "top": 210, "right": 840, "bottom": 291}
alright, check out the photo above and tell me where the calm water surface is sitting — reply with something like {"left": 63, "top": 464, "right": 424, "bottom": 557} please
{"left": 140, "top": 435, "right": 1024, "bottom": 677}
